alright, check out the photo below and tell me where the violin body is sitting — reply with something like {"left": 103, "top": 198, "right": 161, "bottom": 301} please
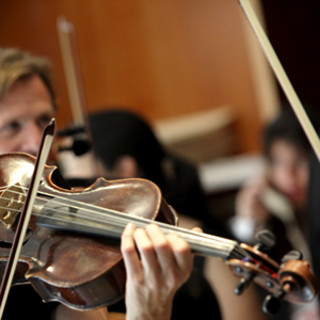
{"left": 0, "top": 152, "right": 176, "bottom": 310}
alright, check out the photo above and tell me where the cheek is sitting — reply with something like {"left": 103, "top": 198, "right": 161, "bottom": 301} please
{"left": 270, "top": 165, "right": 309, "bottom": 196}
{"left": 0, "top": 138, "right": 19, "bottom": 154}
{"left": 297, "top": 166, "right": 310, "bottom": 190}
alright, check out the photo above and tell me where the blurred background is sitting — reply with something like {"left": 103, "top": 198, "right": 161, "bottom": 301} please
{"left": 1, "top": 0, "right": 320, "bottom": 223}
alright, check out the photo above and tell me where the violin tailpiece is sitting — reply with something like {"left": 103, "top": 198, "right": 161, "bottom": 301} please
{"left": 0, "top": 183, "right": 25, "bottom": 229}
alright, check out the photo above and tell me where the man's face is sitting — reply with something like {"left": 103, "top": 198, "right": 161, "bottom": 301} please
{"left": 0, "top": 75, "right": 55, "bottom": 156}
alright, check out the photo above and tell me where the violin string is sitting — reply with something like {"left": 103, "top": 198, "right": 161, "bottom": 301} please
{"left": 9, "top": 185, "right": 235, "bottom": 241}
{"left": 0, "top": 185, "right": 234, "bottom": 245}
{"left": 0, "top": 187, "right": 242, "bottom": 257}
{"left": 0, "top": 186, "right": 239, "bottom": 247}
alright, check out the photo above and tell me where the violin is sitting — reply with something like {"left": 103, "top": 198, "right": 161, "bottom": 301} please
{"left": 0, "top": 152, "right": 318, "bottom": 315}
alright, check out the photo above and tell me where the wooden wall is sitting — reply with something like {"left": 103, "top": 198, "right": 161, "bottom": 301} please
{"left": 0, "top": 0, "right": 277, "bottom": 155}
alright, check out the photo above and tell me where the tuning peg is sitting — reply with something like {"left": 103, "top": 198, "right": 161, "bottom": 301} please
{"left": 281, "top": 250, "right": 303, "bottom": 263}
{"left": 234, "top": 272, "right": 255, "bottom": 295}
{"left": 262, "top": 288, "right": 286, "bottom": 316}
{"left": 254, "top": 230, "right": 276, "bottom": 252}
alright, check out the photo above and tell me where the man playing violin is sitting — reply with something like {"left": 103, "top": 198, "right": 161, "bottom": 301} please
{"left": 0, "top": 47, "right": 195, "bottom": 320}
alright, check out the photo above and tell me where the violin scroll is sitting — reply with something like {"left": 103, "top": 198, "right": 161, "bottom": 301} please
{"left": 263, "top": 257, "right": 319, "bottom": 315}
{"left": 227, "top": 233, "right": 318, "bottom": 316}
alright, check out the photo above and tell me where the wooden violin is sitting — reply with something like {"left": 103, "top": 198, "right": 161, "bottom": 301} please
{"left": 0, "top": 152, "right": 318, "bottom": 315}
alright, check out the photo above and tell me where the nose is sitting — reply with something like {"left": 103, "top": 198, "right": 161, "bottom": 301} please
{"left": 20, "top": 123, "right": 43, "bottom": 156}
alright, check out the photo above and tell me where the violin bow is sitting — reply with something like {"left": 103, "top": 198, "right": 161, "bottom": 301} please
{"left": 0, "top": 119, "right": 55, "bottom": 319}
{"left": 238, "top": 0, "right": 320, "bottom": 162}
{"left": 56, "top": 16, "right": 87, "bottom": 128}
{"left": 56, "top": 16, "right": 99, "bottom": 176}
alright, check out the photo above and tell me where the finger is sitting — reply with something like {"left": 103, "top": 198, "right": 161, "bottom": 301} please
{"left": 133, "top": 227, "right": 160, "bottom": 274}
{"left": 166, "top": 233, "right": 193, "bottom": 272}
{"left": 145, "top": 224, "right": 176, "bottom": 272}
{"left": 121, "top": 223, "right": 141, "bottom": 279}
{"left": 191, "top": 226, "right": 203, "bottom": 233}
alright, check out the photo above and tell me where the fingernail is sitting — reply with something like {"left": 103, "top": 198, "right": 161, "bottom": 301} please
{"left": 127, "top": 222, "right": 135, "bottom": 229}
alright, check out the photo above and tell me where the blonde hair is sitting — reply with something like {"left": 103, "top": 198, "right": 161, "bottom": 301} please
{"left": 0, "top": 47, "right": 56, "bottom": 109}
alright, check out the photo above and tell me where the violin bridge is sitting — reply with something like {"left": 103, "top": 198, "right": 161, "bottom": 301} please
{"left": 0, "top": 183, "right": 26, "bottom": 229}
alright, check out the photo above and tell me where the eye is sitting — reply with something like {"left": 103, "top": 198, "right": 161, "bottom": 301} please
{"left": 37, "top": 114, "right": 52, "bottom": 129}
{"left": 0, "top": 121, "right": 21, "bottom": 138}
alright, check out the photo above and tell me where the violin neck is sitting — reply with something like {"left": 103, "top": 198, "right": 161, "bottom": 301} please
{"left": 167, "top": 227, "right": 246, "bottom": 260}
{"left": 37, "top": 201, "right": 247, "bottom": 261}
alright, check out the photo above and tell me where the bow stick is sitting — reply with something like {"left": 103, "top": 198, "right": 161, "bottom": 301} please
{"left": 238, "top": 0, "right": 320, "bottom": 162}
{"left": 56, "top": 16, "right": 99, "bottom": 177}
{"left": 0, "top": 119, "right": 55, "bottom": 319}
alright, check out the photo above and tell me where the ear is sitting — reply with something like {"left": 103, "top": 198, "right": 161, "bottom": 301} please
{"left": 114, "top": 155, "right": 138, "bottom": 178}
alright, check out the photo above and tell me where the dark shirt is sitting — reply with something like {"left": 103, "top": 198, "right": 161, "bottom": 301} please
{"left": 3, "top": 285, "right": 58, "bottom": 319}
